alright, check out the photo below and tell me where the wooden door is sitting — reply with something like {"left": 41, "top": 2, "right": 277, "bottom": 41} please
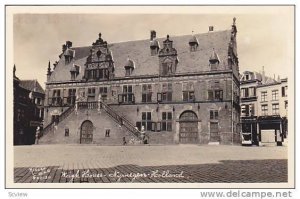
{"left": 179, "top": 111, "right": 198, "bottom": 144}
{"left": 210, "top": 122, "right": 220, "bottom": 142}
{"left": 80, "top": 120, "right": 93, "bottom": 144}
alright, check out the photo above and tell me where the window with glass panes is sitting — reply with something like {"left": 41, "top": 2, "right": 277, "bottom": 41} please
{"left": 207, "top": 89, "right": 223, "bottom": 101}
{"left": 241, "top": 104, "right": 255, "bottom": 117}
{"left": 51, "top": 89, "right": 61, "bottom": 106}
{"left": 87, "top": 88, "right": 96, "bottom": 101}
{"left": 215, "top": 90, "right": 223, "bottom": 101}
{"left": 182, "top": 82, "right": 195, "bottom": 101}
{"left": 249, "top": 87, "right": 256, "bottom": 97}
{"left": 162, "top": 112, "right": 172, "bottom": 131}
{"left": 261, "top": 104, "right": 268, "bottom": 116}
{"left": 241, "top": 88, "right": 249, "bottom": 98}
{"left": 285, "top": 101, "right": 288, "bottom": 109}
{"left": 261, "top": 91, "right": 267, "bottom": 102}
{"left": 142, "top": 84, "right": 152, "bottom": 103}
{"left": 210, "top": 110, "right": 219, "bottom": 119}
{"left": 162, "top": 83, "right": 172, "bottom": 102}
{"left": 141, "top": 112, "right": 152, "bottom": 131}
{"left": 121, "top": 85, "right": 134, "bottom": 103}
{"left": 99, "top": 87, "right": 108, "bottom": 101}
{"left": 272, "top": 103, "right": 279, "bottom": 115}
{"left": 272, "top": 90, "right": 279, "bottom": 101}
{"left": 162, "top": 62, "right": 173, "bottom": 76}
{"left": 67, "top": 89, "right": 76, "bottom": 105}
{"left": 282, "top": 86, "right": 288, "bottom": 97}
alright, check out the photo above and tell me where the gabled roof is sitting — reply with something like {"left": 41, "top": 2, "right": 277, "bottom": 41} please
{"left": 49, "top": 29, "right": 232, "bottom": 82}
{"left": 20, "top": 80, "right": 45, "bottom": 94}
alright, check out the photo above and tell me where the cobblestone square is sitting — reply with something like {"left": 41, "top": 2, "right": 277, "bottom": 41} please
{"left": 14, "top": 145, "right": 288, "bottom": 183}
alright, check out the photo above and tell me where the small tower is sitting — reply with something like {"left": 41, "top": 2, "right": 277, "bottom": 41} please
{"left": 124, "top": 56, "right": 135, "bottom": 76}
{"left": 188, "top": 31, "right": 199, "bottom": 52}
{"left": 227, "top": 17, "right": 239, "bottom": 71}
{"left": 209, "top": 48, "right": 220, "bottom": 71}
{"left": 46, "top": 61, "right": 52, "bottom": 82}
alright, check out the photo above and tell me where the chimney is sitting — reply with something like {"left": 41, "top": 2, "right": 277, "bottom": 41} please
{"left": 150, "top": 30, "right": 156, "bottom": 41}
{"left": 209, "top": 26, "right": 214, "bottom": 32}
{"left": 262, "top": 66, "right": 266, "bottom": 83}
{"left": 277, "top": 75, "right": 281, "bottom": 82}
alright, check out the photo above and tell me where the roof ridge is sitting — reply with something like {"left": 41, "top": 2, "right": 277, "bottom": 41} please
{"left": 71, "top": 29, "right": 231, "bottom": 48}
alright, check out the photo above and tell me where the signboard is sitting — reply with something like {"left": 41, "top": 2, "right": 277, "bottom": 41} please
{"left": 30, "top": 121, "right": 41, "bottom": 127}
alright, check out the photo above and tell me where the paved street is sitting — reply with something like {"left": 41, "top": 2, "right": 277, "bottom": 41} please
{"left": 14, "top": 145, "right": 288, "bottom": 183}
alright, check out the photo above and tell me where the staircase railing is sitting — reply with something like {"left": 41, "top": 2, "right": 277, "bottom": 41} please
{"left": 77, "top": 101, "right": 148, "bottom": 142}
{"left": 100, "top": 102, "right": 142, "bottom": 138}
{"left": 39, "top": 105, "right": 75, "bottom": 138}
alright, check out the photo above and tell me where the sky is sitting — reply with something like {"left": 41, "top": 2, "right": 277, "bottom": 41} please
{"left": 11, "top": 6, "right": 294, "bottom": 88}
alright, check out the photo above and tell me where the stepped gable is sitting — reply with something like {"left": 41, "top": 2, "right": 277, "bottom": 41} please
{"left": 49, "top": 29, "right": 232, "bottom": 82}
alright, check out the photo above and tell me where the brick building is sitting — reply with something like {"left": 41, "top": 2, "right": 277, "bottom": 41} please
{"left": 13, "top": 65, "right": 45, "bottom": 145}
{"left": 240, "top": 69, "right": 288, "bottom": 146}
{"left": 39, "top": 18, "right": 241, "bottom": 145}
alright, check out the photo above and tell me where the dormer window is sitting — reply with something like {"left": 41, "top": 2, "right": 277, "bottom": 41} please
{"left": 245, "top": 74, "right": 249, "bottom": 80}
{"left": 83, "top": 33, "right": 115, "bottom": 81}
{"left": 150, "top": 40, "right": 159, "bottom": 56}
{"left": 189, "top": 33, "right": 199, "bottom": 52}
{"left": 162, "top": 62, "right": 173, "bottom": 75}
{"left": 70, "top": 64, "right": 79, "bottom": 80}
{"left": 63, "top": 41, "right": 74, "bottom": 65}
{"left": 158, "top": 35, "right": 178, "bottom": 76}
{"left": 125, "top": 68, "right": 133, "bottom": 76}
{"left": 209, "top": 48, "right": 220, "bottom": 71}
{"left": 124, "top": 57, "right": 135, "bottom": 77}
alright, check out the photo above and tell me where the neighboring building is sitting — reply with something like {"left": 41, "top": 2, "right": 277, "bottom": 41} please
{"left": 39, "top": 18, "right": 241, "bottom": 145}
{"left": 13, "top": 65, "right": 45, "bottom": 145}
{"left": 240, "top": 69, "right": 288, "bottom": 146}
{"left": 256, "top": 78, "right": 288, "bottom": 145}
{"left": 240, "top": 71, "right": 262, "bottom": 145}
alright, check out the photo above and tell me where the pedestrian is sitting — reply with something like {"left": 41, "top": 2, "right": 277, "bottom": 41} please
{"left": 123, "top": 137, "right": 127, "bottom": 145}
{"left": 141, "top": 126, "right": 145, "bottom": 143}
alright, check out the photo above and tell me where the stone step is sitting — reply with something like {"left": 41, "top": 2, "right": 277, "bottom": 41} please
{"left": 39, "top": 108, "right": 135, "bottom": 145}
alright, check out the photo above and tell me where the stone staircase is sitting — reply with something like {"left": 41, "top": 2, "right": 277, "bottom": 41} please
{"left": 39, "top": 101, "right": 146, "bottom": 145}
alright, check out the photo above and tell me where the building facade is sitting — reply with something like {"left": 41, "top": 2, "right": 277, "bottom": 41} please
{"left": 39, "top": 18, "right": 241, "bottom": 145}
{"left": 13, "top": 65, "right": 45, "bottom": 145}
{"left": 240, "top": 69, "right": 288, "bottom": 145}
{"left": 256, "top": 78, "right": 288, "bottom": 145}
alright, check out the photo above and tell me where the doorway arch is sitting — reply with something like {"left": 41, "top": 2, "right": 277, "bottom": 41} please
{"left": 80, "top": 120, "right": 93, "bottom": 144}
{"left": 179, "top": 111, "right": 198, "bottom": 144}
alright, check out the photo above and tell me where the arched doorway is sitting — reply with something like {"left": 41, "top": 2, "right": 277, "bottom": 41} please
{"left": 179, "top": 111, "right": 198, "bottom": 144}
{"left": 80, "top": 120, "right": 93, "bottom": 144}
